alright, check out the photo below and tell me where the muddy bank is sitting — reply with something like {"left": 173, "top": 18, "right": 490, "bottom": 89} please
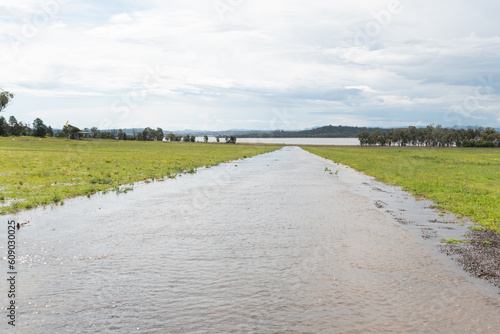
{"left": 443, "top": 229, "right": 500, "bottom": 287}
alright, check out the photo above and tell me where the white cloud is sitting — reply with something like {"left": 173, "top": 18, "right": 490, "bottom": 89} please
{"left": 1, "top": 0, "right": 499, "bottom": 129}
{"left": 109, "top": 13, "right": 134, "bottom": 24}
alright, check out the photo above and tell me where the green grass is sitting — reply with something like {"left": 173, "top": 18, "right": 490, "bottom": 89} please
{"left": 0, "top": 137, "right": 281, "bottom": 214}
{"left": 441, "top": 238, "right": 471, "bottom": 245}
{"left": 303, "top": 146, "right": 500, "bottom": 233}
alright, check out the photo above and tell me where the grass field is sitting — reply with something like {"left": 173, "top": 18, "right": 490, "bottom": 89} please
{"left": 0, "top": 137, "right": 281, "bottom": 214}
{"left": 303, "top": 146, "right": 500, "bottom": 233}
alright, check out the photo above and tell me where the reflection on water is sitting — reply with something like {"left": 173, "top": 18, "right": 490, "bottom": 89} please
{"left": 1, "top": 147, "right": 499, "bottom": 333}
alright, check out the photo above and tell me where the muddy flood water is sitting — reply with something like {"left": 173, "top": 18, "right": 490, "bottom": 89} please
{"left": 1, "top": 146, "right": 499, "bottom": 333}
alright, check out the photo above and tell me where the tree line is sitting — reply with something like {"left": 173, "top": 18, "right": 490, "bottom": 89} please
{"left": 0, "top": 116, "right": 53, "bottom": 138}
{"left": 59, "top": 125, "right": 236, "bottom": 142}
{"left": 0, "top": 117, "right": 238, "bottom": 144}
{"left": 77, "top": 126, "right": 237, "bottom": 143}
{"left": 1, "top": 89, "right": 239, "bottom": 143}
{"left": 358, "top": 125, "right": 500, "bottom": 147}
{"left": 53, "top": 124, "right": 195, "bottom": 141}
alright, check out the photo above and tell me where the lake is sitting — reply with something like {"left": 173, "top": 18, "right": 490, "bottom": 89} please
{"left": 196, "top": 137, "right": 360, "bottom": 145}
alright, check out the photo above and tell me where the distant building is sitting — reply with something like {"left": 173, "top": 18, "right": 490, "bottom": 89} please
{"left": 70, "top": 131, "right": 91, "bottom": 140}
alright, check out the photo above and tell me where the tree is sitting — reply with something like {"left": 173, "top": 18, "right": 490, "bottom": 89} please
{"left": 8, "top": 116, "right": 23, "bottom": 136}
{"left": 377, "top": 131, "right": 389, "bottom": 146}
{"left": 137, "top": 127, "right": 163, "bottom": 141}
{"left": 408, "top": 126, "right": 418, "bottom": 146}
{"left": 416, "top": 128, "right": 426, "bottom": 146}
{"left": 156, "top": 127, "right": 164, "bottom": 141}
{"left": 20, "top": 122, "right": 32, "bottom": 136}
{"left": 32, "top": 118, "right": 48, "bottom": 137}
{"left": 0, "top": 116, "right": 10, "bottom": 136}
{"left": 366, "top": 131, "right": 377, "bottom": 146}
{"left": 142, "top": 127, "right": 153, "bottom": 141}
{"left": 117, "top": 129, "right": 125, "bottom": 140}
{"left": 90, "top": 127, "right": 100, "bottom": 138}
{"left": 190, "top": 135, "right": 195, "bottom": 143}
{"left": 166, "top": 132, "right": 176, "bottom": 141}
{"left": 481, "top": 127, "right": 497, "bottom": 141}
{"left": 8, "top": 116, "right": 17, "bottom": 127}
{"left": 226, "top": 135, "right": 236, "bottom": 144}
{"left": 0, "top": 90, "right": 14, "bottom": 112}
{"left": 357, "top": 131, "right": 370, "bottom": 146}
{"left": 99, "top": 131, "right": 115, "bottom": 139}
{"left": 183, "top": 135, "right": 191, "bottom": 142}
{"left": 47, "top": 126, "right": 54, "bottom": 137}
{"left": 216, "top": 137, "right": 220, "bottom": 143}
{"left": 204, "top": 135, "right": 208, "bottom": 143}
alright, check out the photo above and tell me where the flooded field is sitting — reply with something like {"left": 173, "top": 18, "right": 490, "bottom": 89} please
{"left": 1, "top": 147, "right": 499, "bottom": 333}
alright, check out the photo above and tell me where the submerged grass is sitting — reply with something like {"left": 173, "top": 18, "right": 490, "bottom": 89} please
{"left": 441, "top": 238, "right": 472, "bottom": 245}
{"left": 303, "top": 146, "right": 500, "bottom": 233}
{"left": 0, "top": 137, "right": 281, "bottom": 214}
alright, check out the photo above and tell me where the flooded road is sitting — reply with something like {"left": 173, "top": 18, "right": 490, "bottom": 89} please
{"left": 1, "top": 146, "right": 499, "bottom": 333}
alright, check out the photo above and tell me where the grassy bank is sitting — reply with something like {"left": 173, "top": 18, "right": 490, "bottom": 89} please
{"left": 0, "top": 137, "right": 281, "bottom": 214}
{"left": 303, "top": 146, "right": 500, "bottom": 233}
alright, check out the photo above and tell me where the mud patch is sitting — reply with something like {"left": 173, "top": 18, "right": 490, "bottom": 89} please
{"left": 428, "top": 219, "right": 458, "bottom": 224}
{"left": 374, "top": 200, "right": 387, "bottom": 209}
{"left": 421, "top": 228, "right": 438, "bottom": 240}
{"left": 385, "top": 209, "right": 415, "bottom": 225}
{"left": 395, "top": 217, "right": 415, "bottom": 225}
{"left": 443, "top": 229, "right": 500, "bottom": 287}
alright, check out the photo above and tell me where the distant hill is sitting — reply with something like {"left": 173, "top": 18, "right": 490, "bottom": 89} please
{"left": 238, "top": 125, "right": 383, "bottom": 138}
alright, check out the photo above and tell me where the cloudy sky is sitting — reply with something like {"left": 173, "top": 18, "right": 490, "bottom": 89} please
{"left": 1, "top": 0, "right": 499, "bottom": 131}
